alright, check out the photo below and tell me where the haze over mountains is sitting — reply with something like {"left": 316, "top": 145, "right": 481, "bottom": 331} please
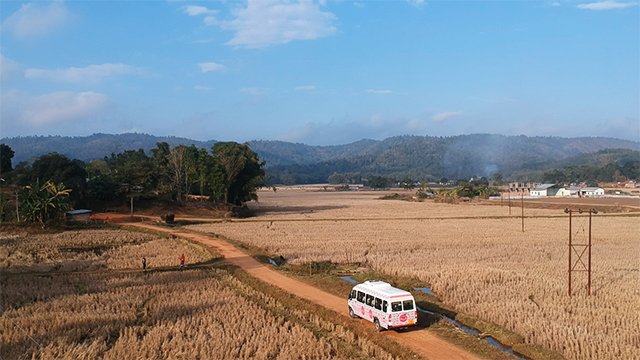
{"left": 2, "top": 133, "right": 639, "bottom": 183}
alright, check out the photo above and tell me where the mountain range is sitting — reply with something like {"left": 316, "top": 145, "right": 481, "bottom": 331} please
{"left": 2, "top": 133, "right": 639, "bottom": 183}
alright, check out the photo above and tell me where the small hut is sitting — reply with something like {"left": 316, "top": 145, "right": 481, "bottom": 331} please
{"left": 65, "top": 209, "right": 93, "bottom": 223}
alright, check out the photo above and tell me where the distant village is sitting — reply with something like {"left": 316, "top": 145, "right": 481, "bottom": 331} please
{"left": 507, "top": 180, "right": 639, "bottom": 198}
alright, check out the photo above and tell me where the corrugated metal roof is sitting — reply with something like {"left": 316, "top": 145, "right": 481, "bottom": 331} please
{"left": 65, "top": 209, "right": 93, "bottom": 215}
{"left": 533, "top": 183, "right": 557, "bottom": 190}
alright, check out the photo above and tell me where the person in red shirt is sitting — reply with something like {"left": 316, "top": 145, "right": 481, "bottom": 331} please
{"left": 179, "top": 254, "right": 185, "bottom": 268}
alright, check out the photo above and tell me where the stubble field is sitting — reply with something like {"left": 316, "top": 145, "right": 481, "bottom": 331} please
{"left": 188, "top": 189, "right": 640, "bottom": 360}
{"left": 0, "top": 228, "right": 402, "bottom": 360}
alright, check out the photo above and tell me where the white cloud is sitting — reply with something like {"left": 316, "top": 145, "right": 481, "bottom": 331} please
{"left": 366, "top": 89, "right": 393, "bottom": 94}
{"left": 182, "top": 5, "right": 219, "bottom": 25}
{"left": 24, "top": 63, "right": 144, "bottom": 83}
{"left": 2, "top": 91, "right": 108, "bottom": 127}
{"left": 432, "top": 111, "right": 462, "bottom": 121}
{"left": 295, "top": 85, "right": 316, "bottom": 91}
{"left": 183, "top": 5, "right": 217, "bottom": 16}
{"left": 0, "top": 53, "right": 22, "bottom": 82}
{"left": 1, "top": 1, "right": 72, "bottom": 38}
{"left": 194, "top": 85, "right": 212, "bottom": 91}
{"left": 224, "top": 0, "right": 337, "bottom": 48}
{"left": 198, "top": 62, "right": 225, "bottom": 73}
{"left": 204, "top": 16, "right": 218, "bottom": 26}
{"left": 577, "top": 1, "right": 635, "bottom": 10}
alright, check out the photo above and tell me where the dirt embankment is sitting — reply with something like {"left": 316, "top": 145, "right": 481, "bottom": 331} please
{"left": 127, "top": 221, "right": 480, "bottom": 360}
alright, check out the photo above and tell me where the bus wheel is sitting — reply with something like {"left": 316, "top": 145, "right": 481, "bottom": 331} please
{"left": 349, "top": 307, "right": 357, "bottom": 318}
{"left": 374, "top": 318, "right": 383, "bottom": 332}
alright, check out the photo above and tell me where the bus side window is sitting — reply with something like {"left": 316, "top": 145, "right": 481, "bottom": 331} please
{"left": 391, "top": 301, "right": 402, "bottom": 312}
{"left": 349, "top": 290, "right": 356, "bottom": 299}
{"left": 357, "top": 291, "right": 365, "bottom": 303}
{"left": 374, "top": 297, "right": 382, "bottom": 310}
{"left": 366, "top": 294, "right": 373, "bottom": 307}
{"left": 403, "top": 300, "right": 415, "bottom": 311}
{"left": 382, "top": 300, "right": 388, "bottom": 312}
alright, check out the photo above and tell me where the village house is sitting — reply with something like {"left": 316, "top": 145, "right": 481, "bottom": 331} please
{"left": 508, "top": 182, "right": 539, "bottom": 196}
{"left": 553, "top": 186, "right": 606, "bottom": 197}
{"left": 530, "top": 184, "right": 561, "bottom": 197}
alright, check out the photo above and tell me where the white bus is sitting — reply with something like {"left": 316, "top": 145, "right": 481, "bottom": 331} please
{"left": 348, "top": 280, "right": 418, "bottom": 331}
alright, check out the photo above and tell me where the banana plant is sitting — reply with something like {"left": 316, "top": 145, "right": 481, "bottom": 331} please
{"left": 19, "top": 179, "right": 72, "bottom": 228}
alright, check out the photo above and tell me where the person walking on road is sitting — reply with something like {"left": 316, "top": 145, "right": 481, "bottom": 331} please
{"left": 179, "top": 253, "right": 185, "bottom": 269}
{"left": 142, "top": 257, "right": 147, "bottom": 270}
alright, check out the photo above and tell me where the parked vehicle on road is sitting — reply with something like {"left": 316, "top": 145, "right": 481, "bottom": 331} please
{"left": 348, "top": 280, "right": 418, "bottom": 331}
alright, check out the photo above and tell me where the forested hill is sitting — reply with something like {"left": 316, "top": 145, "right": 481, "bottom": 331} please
{"left": 2, "top": 133, "right": 639, "bottom": 182}
{"left": 3, "top": 133, "right": 216, "bottom": 164}
{"left": 258, "top": 135, "right": 640, "bottom": 183}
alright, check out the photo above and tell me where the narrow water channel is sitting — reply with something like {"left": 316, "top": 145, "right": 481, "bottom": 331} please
{"left": 339, "top": 276, "right": 526, "bottom": 359}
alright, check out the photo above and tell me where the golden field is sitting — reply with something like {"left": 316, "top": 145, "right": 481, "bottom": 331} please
{"left": 188, "top": 189, "right": 640, "bottom": 360}
{"left": 0, "top": 228, "right": 401, "bottom": 360}
{"left": 0, "top": 229, "right": 210, "bottom": 273}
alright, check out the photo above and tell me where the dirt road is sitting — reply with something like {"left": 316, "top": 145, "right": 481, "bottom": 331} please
{"left": 128, "top": 221, "right": 480, "bottom": 360}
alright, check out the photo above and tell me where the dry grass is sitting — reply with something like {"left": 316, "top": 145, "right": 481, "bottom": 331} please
{"left": 0, "top": 227, "right": 402, "bottom": 360}
{"left": 189, "top": 189, "right": 640, "bottom": 360}
{"left": 0, "top": 229, "right": 210, "bottom": 273}
{"left": 1, "top": 270, "right": 345, "bottom": 359}
{"left": 249, "top": 188, "right": 566, "bottom": 220}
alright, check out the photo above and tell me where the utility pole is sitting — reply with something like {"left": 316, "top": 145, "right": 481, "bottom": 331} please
{"left": 508, "top": 192, "right": 511, "bottom": 215}
{"left": 521, "top": 194, "right": 524, "bottom": 232}
{"left": 15, "top": 188, "right": 19, "bottom": 223}
{"left": 565, "top": 208, "right": 597, "bottom": 296}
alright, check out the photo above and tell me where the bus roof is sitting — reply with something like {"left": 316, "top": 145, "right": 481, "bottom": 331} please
{"left": 353, "top": 280, "right": 413, "bottom": 299}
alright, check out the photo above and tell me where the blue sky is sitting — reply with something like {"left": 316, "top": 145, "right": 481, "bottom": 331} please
{"left": 1, "top": 0, "right": 638, "bottom": 145}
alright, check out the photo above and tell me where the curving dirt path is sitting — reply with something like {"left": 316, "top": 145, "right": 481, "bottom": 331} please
{"left": 127, "top": 221, "right": 480, "bottom": 360}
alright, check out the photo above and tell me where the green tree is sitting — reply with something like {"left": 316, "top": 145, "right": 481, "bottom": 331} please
{"left": 106, "top": 149, "right": 154, "bottom": 196}
{"left": 27, "top": 153, "right": 87, "bottom": 205}
{"left": 367, "top": 176, "right": 391, "bottom": 189}
{"left": 212, "top": 142, "right": 265, "bottom": 205}
{"left": 207, "top": 161, "right": 227, "bottom": 203}
{"left": 151, "top": 142, "right": 171, "bottom": 195}
{"left": 85, "top": 159, "right": 117, "bottom": 202}
{"left": 0, "top": 144, "right": 15, "bottom": 176}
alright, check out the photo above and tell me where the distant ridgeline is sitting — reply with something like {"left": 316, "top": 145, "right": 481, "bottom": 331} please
{"left": 2, "top": 133, "right": 639, "bottom": 184}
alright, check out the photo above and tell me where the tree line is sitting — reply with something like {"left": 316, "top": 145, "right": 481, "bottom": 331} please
{"left": 0, "top": 142, "right": 265, "bottom": 226}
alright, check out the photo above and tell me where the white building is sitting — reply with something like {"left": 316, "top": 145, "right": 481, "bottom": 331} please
{"left": 530, "top": 184, "right": 560, "bottom": 197}
{"left": 556, "top": 187, "right": 605, "bottom": 197}
{"left": 580, "top": 187, "right": 605, "bottom": 197}
{"left": 556, "top": 187, "right": 578, "bottom": 197}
